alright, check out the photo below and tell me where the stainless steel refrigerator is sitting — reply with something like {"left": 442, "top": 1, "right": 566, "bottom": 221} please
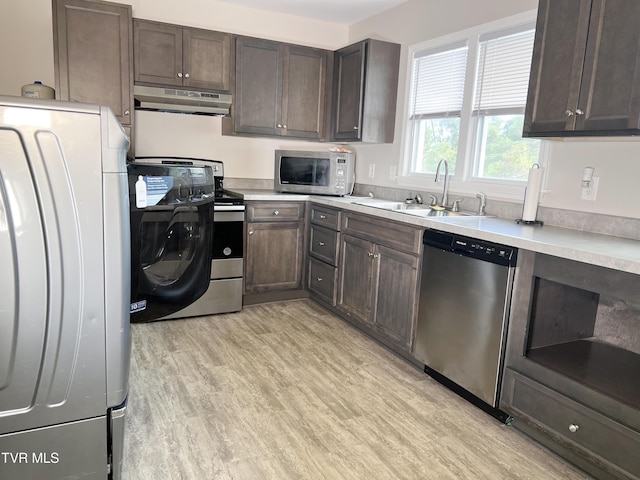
{"left": 0, "top": 96, "right": 131, "bottom": 479}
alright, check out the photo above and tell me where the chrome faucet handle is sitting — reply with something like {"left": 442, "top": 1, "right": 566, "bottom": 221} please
{"left": 414, "top": 194, "right": 423, "bottom": 204}
{"left": 451, "top": 198, "right": 463, "bottom": 212}
{"left": 427, "top": 194, "right": 438, "bottom": 206}
{"left": 476, "top": 192, "right": 486, "bottom": 215}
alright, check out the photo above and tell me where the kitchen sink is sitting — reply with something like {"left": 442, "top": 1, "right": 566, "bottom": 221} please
{"left": 352, "top": 199, "right": 482, "bottom": 217}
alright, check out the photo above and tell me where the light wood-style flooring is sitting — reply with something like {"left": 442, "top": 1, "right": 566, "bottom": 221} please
{"left": 122, "top": 300, "right": 589, "bottom": 479}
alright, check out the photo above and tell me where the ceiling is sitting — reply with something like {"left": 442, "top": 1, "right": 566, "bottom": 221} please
{"left": 216, "top": 0, "right": 409, "bottom": 24}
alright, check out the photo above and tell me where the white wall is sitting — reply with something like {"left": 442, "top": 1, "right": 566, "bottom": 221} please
{"left": 347, "top": 0, "right": 640, "bottom": 219}
{"left": 0, "top": 1, "right": 55, "bottom": 96}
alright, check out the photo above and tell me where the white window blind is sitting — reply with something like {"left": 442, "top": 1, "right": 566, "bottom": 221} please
{"left": 410, "top": 41, "right": 468, "bottom": 119}
{"left": 473, "top": 26, "right": 536, "bottom": 114}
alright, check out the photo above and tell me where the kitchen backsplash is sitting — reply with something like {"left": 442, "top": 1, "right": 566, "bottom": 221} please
{"left": 226, "top": 178, "right": 640, "bottom": 241}
{"left": 354, "top": 183, "right": 640, "bottom": 241}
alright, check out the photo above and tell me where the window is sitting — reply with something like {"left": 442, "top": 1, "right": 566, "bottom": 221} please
{"left": 402, "top": 12, "right": 543, "bottom": 197}
{"left": 409, "top": 42, "right": 468, "bottom": 175}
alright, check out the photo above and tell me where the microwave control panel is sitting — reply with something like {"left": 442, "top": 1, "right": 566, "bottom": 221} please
{"left": 336, "top": 163, "right": 347, "bottom": 193}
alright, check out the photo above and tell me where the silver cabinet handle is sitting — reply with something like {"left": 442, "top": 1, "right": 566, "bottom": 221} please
{"left": 353, "top": 125, "right": 359, "bottom": 130}
{"left": 124, "top": 110, "right": 130, "bottom": 116}
{"left": 564, "top": 109, "right": 574, "bottom": 118}
{"left": 373, "top": 253, "right": 379, "bottom": 259}
{"left": 367, "top": 252, "right": 374, "bottom": 257}
{"left": 319, "top": 214, "right": 326, "bottom": 219}
{"left": 318, "top": 241, "right": 325, "bottom": 246}
{"left": 575, "top": 108, "right": 584, "bottom": 115}
{"left": 248, "top": 230, "right": 254, "bottom": 235}
{"left": 273, "top": 210, "right": 280, "bottom": 216}
{"left": 568, "top": 424, "right": 579, "bottom": 433}
{"left": 276, "top": 123, "right": 282, "bottom": 128}
{"left": 177, "top": 72, "right": 183, "bottom": 78}
{"left": 283, "top": 124, "right": 287, "bottom": 129}
{"left": 184, "top": 73, "right": 190, "bottom": 79}
{"left": 317, "top": 277, "right": 323, "bottom": 282}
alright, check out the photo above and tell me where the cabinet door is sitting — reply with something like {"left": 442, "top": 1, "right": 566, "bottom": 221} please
{"left": 133, "top": 20, "right": 183, "bottom": 87}
{"left": 183, "top": 28, "right": 232, "bottom": 92}
{"left": 337, "top": 234, "right": 374, "bottom": 325}
{"left": 523, "top": 0, "right": 591, "bottom": 135}
{"left": 234, "top": 37, "right": 283, "bottom": 136}
{"left": 332, "top": 42, "right": 365, "bottom": 141}
{"left": 374, "top": 244, "right": 419, "bottom": 352}
{"left": 54, "top": 0, "right": 133, "bottom": 125}
{"left": 245, "top": 221, "right": 303, "bottom": 293}
{"left": 282, "top": 46, "right": 328, "bottom": 139}
{"left": 576, "top": 0, "right": 640, "bottom": 132}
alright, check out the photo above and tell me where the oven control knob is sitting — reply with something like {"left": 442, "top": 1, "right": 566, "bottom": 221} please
{"left": 223, "top": 247, "right": 232, "bottom": 256}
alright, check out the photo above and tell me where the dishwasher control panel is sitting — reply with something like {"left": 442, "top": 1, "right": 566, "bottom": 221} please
{"left": 424, "top": 229, "right": 517, "bottom": 266}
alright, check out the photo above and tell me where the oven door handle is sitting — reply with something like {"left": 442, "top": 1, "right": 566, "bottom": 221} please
{"left": 214, "top": 205, "right": 245, "bottom": 212}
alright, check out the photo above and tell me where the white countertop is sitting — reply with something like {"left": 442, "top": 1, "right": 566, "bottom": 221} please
{"left": 231, "top": 190, "right": 640, "bottom": 275}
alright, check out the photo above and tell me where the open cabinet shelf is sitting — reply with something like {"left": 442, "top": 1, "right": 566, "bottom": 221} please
{"left": 527, "top": 339, "right": 640, "bottom": 411}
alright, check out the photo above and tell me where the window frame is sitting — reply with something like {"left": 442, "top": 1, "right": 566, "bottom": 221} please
{"left": 398, "top": 10, "right": 548, "bottom": 201}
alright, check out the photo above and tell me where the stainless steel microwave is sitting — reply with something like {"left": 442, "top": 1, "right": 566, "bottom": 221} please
{"left": 274, "top": 150, "right": 355, "bottom": 196}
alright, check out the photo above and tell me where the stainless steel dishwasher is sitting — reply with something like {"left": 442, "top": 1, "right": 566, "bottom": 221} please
{"left": 414, "top": 229, "right": 517, "bottom": 422}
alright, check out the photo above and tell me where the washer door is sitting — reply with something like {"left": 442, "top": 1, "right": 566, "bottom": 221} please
{"left": 130, "top": 200, "right": 214, "bottom": 322}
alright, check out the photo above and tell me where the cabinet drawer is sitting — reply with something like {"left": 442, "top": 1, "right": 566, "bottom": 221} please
{"left": 309, "top": 225, "right": 339, "bottom": 266}
{"left": 310, "top": 204, "right": 340, "bottom": 230}
{"left": 342, "top": 212, "right": 422, "bottom": 254}
{"left": 504, "top": 368, "right": 640, "bottom": 477}
{"left": 247, "top": 202, "right": 305, "bottom": 222}
{"left": 308, "top": 258, "right": 337, "bottom": 306}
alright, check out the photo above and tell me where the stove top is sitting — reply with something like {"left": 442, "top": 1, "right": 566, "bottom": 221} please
{"left": 214, "top": 190, "right": 244, "bottom": 205}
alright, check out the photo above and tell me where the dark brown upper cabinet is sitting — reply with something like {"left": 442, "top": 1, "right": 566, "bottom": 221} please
{"left": 133, "top": 19, "right": 232, "bottom": 92}
{"left": 332, "top": 39, "right": 400, "bottom": 143}
{"left": 524, "top": 0, "right": 640, "bottom": 137}
{"left": 224, "top": 36, "right": 331, "bottom": 140}
{"left": 53, "top": 0, "right": 133, "bottom": 126}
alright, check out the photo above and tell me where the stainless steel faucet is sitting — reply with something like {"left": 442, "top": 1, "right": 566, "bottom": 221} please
{"left": 476, "top": 192, "right": 487, "bottom": 215}
{"left": 435, "top": 159, "right": 449, "bottom": 208}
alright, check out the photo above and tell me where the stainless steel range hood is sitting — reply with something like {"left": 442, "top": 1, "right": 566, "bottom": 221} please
{"left": 133, "top": 85, "right": 232, "bottom": 116}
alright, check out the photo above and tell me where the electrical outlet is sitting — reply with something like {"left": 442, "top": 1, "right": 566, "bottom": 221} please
{"left": 368, "top": 163, "right": 375, "bottom": 179}
{"left": 581, "top": 176, "right": 599, "bottom": 201}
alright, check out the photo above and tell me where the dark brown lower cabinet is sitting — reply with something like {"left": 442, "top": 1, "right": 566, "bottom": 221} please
{"left": 501, "top": 250, "right": 640, "bottom": 480}
{"left": 244, "top": 202, "right": 306, "bottom": 304}
{"left": 335, "top": 212, "right": 421, "bottom": 354}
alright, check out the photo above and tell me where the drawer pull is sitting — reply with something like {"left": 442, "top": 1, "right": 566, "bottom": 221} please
{"left": 568, "top": 424, "right": 580, "bottom": 433}
{"left": 318, "top": 241, "right": 325, "bottom": 246}
{"left": 319, "top": 214, "right": 327, "bottom": 219}
{"left": 368, "top": 252, "right": 374, "bottom": 257}
{"left": 274, "top": 210, "right": 280, "bottom": 216}
{"left": 317, "top": 277, "right": 323, "bottom": 282}
{"left": 249, "top": 230, "right": 254, "bottom": 235}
